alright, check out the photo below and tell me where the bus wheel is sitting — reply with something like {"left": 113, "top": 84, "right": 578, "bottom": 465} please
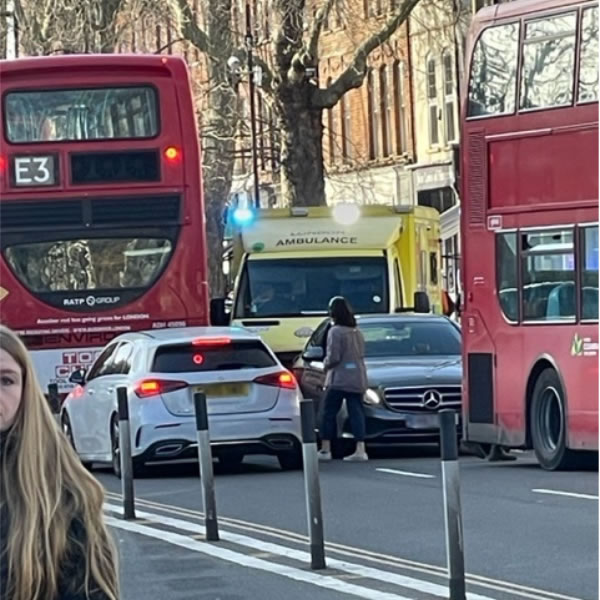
{"left": 530, "top": 369, "right": 577, "bottom": 471}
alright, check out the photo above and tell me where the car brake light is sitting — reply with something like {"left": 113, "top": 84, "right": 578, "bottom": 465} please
{"left": 192, "top": 337, "right": 231, "bottom": 347}
{"left": 254, "top": 371, "right": 297, "bottom": 390}
{"left": 134, "top": 379, "right": 188, "bottom": 398}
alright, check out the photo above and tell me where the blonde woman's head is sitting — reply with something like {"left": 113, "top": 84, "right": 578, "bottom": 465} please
{"left": 0, "top": 325, "right": 118, "bottom": 600}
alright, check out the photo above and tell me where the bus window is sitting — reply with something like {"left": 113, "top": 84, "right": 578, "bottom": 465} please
{"left": 520, "top": 13, "right": 577, "bottom": 111}
{"left": 578, "top": 6, "right": 599, "bottom": 104}
{"left": 521, "top": 228, "right": 575, "bottom": 321}
{"left": 496, "top": 232, "right": 518, "bottom": 322}
{"left": 581, "top": 225, "right": 599, "bottom": 321}
{"left": 4, "top": 87, "right": 159, "bottom": 143}
{"left": 467, "top": 22, "right": 519, "bottom": 117}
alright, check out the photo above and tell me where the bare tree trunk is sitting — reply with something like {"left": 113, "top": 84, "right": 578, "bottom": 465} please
{"left": 201, "top": 0, "right": 237, "bottom": 298}
{"left": 278, "top": 85, "right": 326, "bottom": 207}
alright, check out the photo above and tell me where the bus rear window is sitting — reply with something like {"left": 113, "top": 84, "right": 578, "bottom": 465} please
{"left": 4, "top": 237, "right": 172, "bottom": 292}
{"left": 4, "top": 86, "right": 158, "bottom": 143}
{"left": 152, "top": 342, "right": 276, "bottom": 373}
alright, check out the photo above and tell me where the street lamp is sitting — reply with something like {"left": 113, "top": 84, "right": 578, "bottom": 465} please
{"left": 228, "top": 3, "right": 261, "bottom": 210}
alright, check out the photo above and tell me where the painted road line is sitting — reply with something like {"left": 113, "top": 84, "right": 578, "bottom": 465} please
{"left": 376, "top": 468, "right": 436, "bottom": 479}
{"left": 532, "top": 489, "right": 598, "bottom": 501}
{"left": 104, "top": 502, "right": 495, "bottom": 600}
{"left": 106, "top": 515, "right": 419, "bottom": 600}
{"left": 104, "top": 491, "right": 582, "bottom": 600}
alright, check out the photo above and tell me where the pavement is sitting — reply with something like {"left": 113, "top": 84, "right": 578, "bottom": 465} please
{"left": 99, "top": 446, "right": 598, "bottom": 600}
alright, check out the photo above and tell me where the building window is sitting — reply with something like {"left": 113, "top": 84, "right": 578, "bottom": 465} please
{"left": 427, "top": 57, "right": 439, "bottom": 146}
{"left": 522, "top": 228, "right": 575, "bottom": 321}
{"left": 166, "top": 24, "right": 173, "bottom": 54}
{"left": 380, "top": 65, "right": 392, "bottom": 157}
{"left": 332, "top": 0, "right": 343, "bottom": 29}
{"left": 520, "top": 12, "right": 577, "bottom": 111}
{"left": 393, "top": 60, "right": 408, "bottom": 153}
{"left": 367, "top": 0, "right": 383, "bottom": 16}
{"left": 578, "top": 6, "right": 598, "bottom": 103}
{"left": 442, "top": 50, "right": 457, "bottom": 143}
{"left": 367, "top": 70, "right": 380, "bottom": 160}
{"left": 496, "top": 232, "right": 518, "bottom": 321}
{"left": 327, "top": 77, "right": 336, "bottom": 163}
{"left": 417, "top": 188, "right": 455, "bottom": 214}
{"left": 467, "top": 22, "right": 519, "bottom": 117}
{"left": 341, "top": 91, "right": 352, "bottom": 160}
{"left": 155, "top": 25, "right": 162, "bottom": 53}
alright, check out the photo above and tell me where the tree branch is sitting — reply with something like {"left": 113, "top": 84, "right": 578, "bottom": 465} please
{"left": 307, "top": 0, "right": 335, "bottom": 60}
{"left": 311, "top": 0, "right": 421, "bottom": 109}
{"left": 173, "top": 0, "right": 209, "bottom": 53}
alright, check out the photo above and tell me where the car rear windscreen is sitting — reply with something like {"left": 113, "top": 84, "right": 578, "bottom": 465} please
{"left": 152, "top": 341, "right": 276, "bottom": 373}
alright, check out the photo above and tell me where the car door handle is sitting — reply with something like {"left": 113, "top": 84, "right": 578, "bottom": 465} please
{"left": 107, "top": 387, "right": 114, "bottom": 394}
{"left": 88, "top": 389, "right": 95, "bottom": 395}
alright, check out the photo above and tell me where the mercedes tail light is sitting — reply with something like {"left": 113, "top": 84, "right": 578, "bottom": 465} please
{"left": 254, "top": 371, "right": 297, "bottom": 390}
{"left": 134, "top": 379, "right": 188, "bottom": 398}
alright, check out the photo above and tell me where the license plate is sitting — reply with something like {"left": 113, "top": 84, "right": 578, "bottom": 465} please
{"left": 193, "top": 383, "right": 249, "bottom": 398}
{"left": 404, "top": 413, "right": 440, "bottom": 429}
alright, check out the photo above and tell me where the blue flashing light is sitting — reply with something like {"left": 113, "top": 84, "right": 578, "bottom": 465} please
{"left": 232, "top": 207, "right": 255, "bottom": 226}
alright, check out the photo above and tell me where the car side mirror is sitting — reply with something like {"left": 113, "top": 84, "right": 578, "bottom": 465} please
{"left": 414, "top": 291, "right": 431, "bottom": 314}
{"left": 210, "top": 298, "right": 229, "bottom": 326}
{"left": 302, "top": 346, "right": 324, "bottom": 362}
{"left": 69, "top": 369, "right": 86, "bottom": 385}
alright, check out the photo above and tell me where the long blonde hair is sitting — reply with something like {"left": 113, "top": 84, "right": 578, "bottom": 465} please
{"left": 0, "top": 326, "right": 119, "bottom": 600}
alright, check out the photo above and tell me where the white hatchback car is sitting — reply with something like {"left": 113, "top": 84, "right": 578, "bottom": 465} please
{"left": 61, "top": 327, "right": 303, "bottom": 475}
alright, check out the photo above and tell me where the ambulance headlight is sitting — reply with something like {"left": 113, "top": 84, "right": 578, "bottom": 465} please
{"left": 332, "top": 203, "right": 361, "bottom": 226}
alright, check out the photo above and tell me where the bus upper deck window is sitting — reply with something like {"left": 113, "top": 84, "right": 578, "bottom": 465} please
{"left": 467, "top": 22, "right": 519, "bottom": 117}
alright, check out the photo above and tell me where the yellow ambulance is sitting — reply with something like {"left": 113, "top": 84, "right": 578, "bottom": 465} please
{"left": 217, "top": 204, "right": 442, "bottom": 365}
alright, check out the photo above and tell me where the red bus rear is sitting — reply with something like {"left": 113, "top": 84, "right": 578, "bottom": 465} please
{"left": 460, "top": 0, "right": 598, "bottom": 469}
{"left": 0, "top": 55, "right": 209, "bottom": 394}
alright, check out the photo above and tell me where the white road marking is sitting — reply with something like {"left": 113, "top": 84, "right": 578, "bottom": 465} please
{"left": 105, "top": 503, "right": 495, "bottom": 600}
{"left": 532, "top": 488, "right": 598, "bottom": 501}
{"left": 105, "top": 492, "right": 585, "bottom": 600}
{"left": 376, "top": 468, "right": 436, "bottom": 479}
{"left": 106, "top": 515, "right": 417, "bottom": 600}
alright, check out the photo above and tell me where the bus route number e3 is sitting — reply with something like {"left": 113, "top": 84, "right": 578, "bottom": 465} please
{"left": 12, "top": 155, "right": 57, "bottom": 187}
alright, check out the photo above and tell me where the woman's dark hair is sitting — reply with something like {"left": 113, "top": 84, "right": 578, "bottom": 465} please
{"left": 328, "top": 296, "right": 357, "bottom": 327}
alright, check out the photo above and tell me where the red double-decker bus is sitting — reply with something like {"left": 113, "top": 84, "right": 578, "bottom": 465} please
{"left": 460, "top": 0, "right": 598, "bottom": 469}
{"left": 0, "top": 55, "right": 209, "bottom": 394}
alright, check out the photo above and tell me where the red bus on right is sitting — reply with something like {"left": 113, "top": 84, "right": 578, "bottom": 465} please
{"left": 460, "top": 0, "right": 598, "bottom": 470}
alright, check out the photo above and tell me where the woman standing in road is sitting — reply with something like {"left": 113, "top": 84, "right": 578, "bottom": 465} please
{"left": 0, "top": 325, "right": 119, "bottom": 600}
{"left": 318, "top": 297, "right": 369, "bottom": 462}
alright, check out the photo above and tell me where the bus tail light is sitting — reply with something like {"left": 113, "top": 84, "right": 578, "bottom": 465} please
{"left": 134, "top": 379, "right": 188, "bottom": 398}
{"left": 254, "top": 371, "right": 297, "bottom": 390}
{"left": 164, "top": 146, "right": 182, "bottom": 163}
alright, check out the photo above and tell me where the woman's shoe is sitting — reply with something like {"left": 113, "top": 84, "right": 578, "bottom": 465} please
{"left": 317, "top": 450, "right": 332, "bottom": 461}
{"left": 343, "top": 451, "right": 368, "bottom": 462}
